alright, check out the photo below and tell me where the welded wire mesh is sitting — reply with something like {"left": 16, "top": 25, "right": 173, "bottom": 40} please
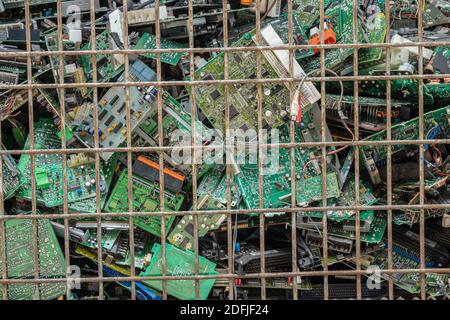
{"left": 0, "top": 0, "right": 450, "bottom": 301}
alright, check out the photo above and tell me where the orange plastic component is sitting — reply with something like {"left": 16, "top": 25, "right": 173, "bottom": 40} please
{"left": 136, "top": 155, "right": 186, "bottom": 183}
{"left": 309, "top": 28, "right": 336, "bottom": 53}
{"left": 240, "top": 0, "right": 253, "bottom": 5}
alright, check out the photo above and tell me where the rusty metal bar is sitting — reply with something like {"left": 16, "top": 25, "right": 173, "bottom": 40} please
{"left": 2, "top": 266, "right": 450, "bottom": 284}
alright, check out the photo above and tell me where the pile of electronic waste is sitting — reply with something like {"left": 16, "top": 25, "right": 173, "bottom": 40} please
{"left": 1, "top": 0, "right": 450, "bottom": 300}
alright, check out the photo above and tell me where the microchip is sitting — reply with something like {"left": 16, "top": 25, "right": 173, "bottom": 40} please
{"left": 184, "top": 222, "right": 194, "bottom": 236}
{"left": 180, "top": 237, "right": 190, "bottom": 248}
{"left": 203, "top": 74, "right": 214, "bottom": 81}
{"left": 240, "top": 124, "right": 249, "bottom": 132}
{"left": 104, "top": 115, "right": 114, "bottom": 126}
{"left": 249, "top": 73, "right": 256, "bottom": 79}
{"left": 210, "top": 89, "right": 221, "bottom": 100}
{"left": 113, "top": 122, "right": 123, "bottom": 133}
{"left": 98, "top": 109, "right": 108, "bottom": 121}
{"left": 271, "top": 85, "right": 282, "bottom": 95}
{"left": 234, "top": 54, "right": 242, "bottom": 64}
{"left": 433, "top": 52, "right": 450, "bottom": 75}
{"left": 229, "top": 104, "right": 239, "bottom": 119}
{"left": 262, "top": 70, "right": 270, "bottom": 78}
{"left": 117, "top": 103, "right": 126, "bottom": 114}
{"left": 110, "top": 95, "right": 120, "bottom": 106}
{"left": 304, "top": 5, "right": 315, "bottom": 13}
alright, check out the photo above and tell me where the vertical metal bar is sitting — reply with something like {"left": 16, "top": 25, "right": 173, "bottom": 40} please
{"left": 221, "top": 0, "right": 235, "bottom": 301}
{"left": 0, "top": 20, "right": 6, "bottom": 299}
{"left": 417, "top": 0, "right": 426, "bottom": 300}
{"left": 255, "top": 0, "right": 266, "bottom": 300}
{"left": 155, "top": 0, "right": 168, "bottom": 301}
{"left": 352, "top": 0, "right": 361, "bottom": 300}
{"left": 89, "top": 0, "right": 104, "bottom": 301}
{"left": 287, "top": 0, "right": 298, "bottom": 300}
{"left": 187, "top": 0, "right": 200, "bottom": 300}
{"left": 122, "top": 0, "right": 137, "bottom": 300}
{"left": 0, "top": 129, "right": 5, "bottom": 300}
{"left": 319, "top": 0, "right": 328, "bottom": 301}
{"left": 384, "top": 0, "right": 395, "bottom": 300}
{"left": 24, "top": 0, "right": 40, "bottom": 300}
{"left": 56, "top": 0, "right": 71, "bottom": 300}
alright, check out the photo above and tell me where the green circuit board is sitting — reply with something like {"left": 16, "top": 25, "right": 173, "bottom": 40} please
{"left": 237, "top": 107, "right": 338, "bottom": 210}
{"left": 357, "top": 12, "right": 387, "bottom": 66}
{"left": 80, "top": 229, "right": 122, "bottom": 251}
{"left": 1, "top": 152, "right": 22, "bottom": 200}
{"left": 79, "top": 30, "right": 125, "bottom": 82}
{"left": 291, "top": 0, "right": 330, "bottom": 31}
{"left": 300, "top": 0, "right": 364, "bottom": 72}
{"left": 140, "top": 243, "right": 217, "bottom": 300}
{"left": 425, "top": 83, "right": 450, "bottom": 106}
{"left": 296, "top": 172, "right": 340, "bottom": 205}
{"left": 68, "top": 153, "right": 118, "bottom": 213}
{"left": 133, "top": 91, "right": 212, "bottom": 178}
{"left": 16, "top": 119, "right": 110, "bottom": 208}
{"left": 0, "top": 218, "right": 66, "bottom": 300}
{"left": 167, "top": 167, "right": 234, "bottom": 250}
{"left": 133, "top": 32, "right": 186, "bottom": 66}
{"left": 104, "top": 169, "right": 184, "bottom": 237}
{"left": 300, "top": 177, "right": 377, "bottom": 223}
{"left": 191, "top": 29, "right": 293, "bottom": 131}
{"left": 167, "top": 195, "right": 227, "bottom": 250}
{"left": 361, "top": 105, "right": 450, "bottom": 184}
{"left": 327, "top": 212, "right": 387, "bottom": 244}
{"left": 359, "top": 245, "right": 449, "bottom": 296}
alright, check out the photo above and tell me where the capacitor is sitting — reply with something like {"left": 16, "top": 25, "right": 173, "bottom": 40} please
{"left": 90, "top": 178, "right": 95, "bottom": 185}
{"left": 85, "top": 181, "right": 91, "bottom": 192}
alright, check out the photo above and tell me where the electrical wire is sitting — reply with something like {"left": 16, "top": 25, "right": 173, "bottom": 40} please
{"left": 294, "top": 68, "right": 354, "bottom": 176}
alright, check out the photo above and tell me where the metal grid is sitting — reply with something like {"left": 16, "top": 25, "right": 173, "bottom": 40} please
{"left": 0, "top": 0, "right": 449, "bottom": 301}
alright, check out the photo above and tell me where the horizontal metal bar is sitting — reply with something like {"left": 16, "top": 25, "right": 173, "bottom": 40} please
{"left": 0, "top": 138, "right": 447, "bottom": 156}
{"left": 3, "top": 73, "right": 450, "bottom": 90}
{"left": 3, "top": 40, "right": 450, "bottom": 58}
{"left": 2, "top": 267, "right": 450, "bottom": 285}
{"left": 0, "top": 203, "right": 449, "bottom": 221}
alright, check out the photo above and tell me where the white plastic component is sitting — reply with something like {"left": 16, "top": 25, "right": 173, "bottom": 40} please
{"left": 250, "top": 0, "right": 281, "bottom": 17}
{"left": 399, "top": 62, "right": 415, "bottom": 74}
{"left": 108, "top": 9, "right": 125, "bottom": 66}
{"left": 68, "top": 29, "right": 82, "bottom": 43}
{"left": 266, "top": 0, "right": 281, "bottom": 18}
{"left": 65, "top": 63, "right": 77, "bottom": 74}
{"left": 391, "top": 34, "right": 433, "bottom": 60}
{"left": 309, "top": 26, "right": 319, "bottom": 38}
{"left": 442, "top": 213, "right": 450, "bottom": 228}
{"left": 390, "top": 47, "right": 410, "bottom": 65}
{"left": 127, "top": 6, "right": 168, "bottom": 25}
{"left": 194, "top": 56, "right": 208, "bottom": 69}
{"left": 259, "top": 25, "right": 321, "bottom": 114}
